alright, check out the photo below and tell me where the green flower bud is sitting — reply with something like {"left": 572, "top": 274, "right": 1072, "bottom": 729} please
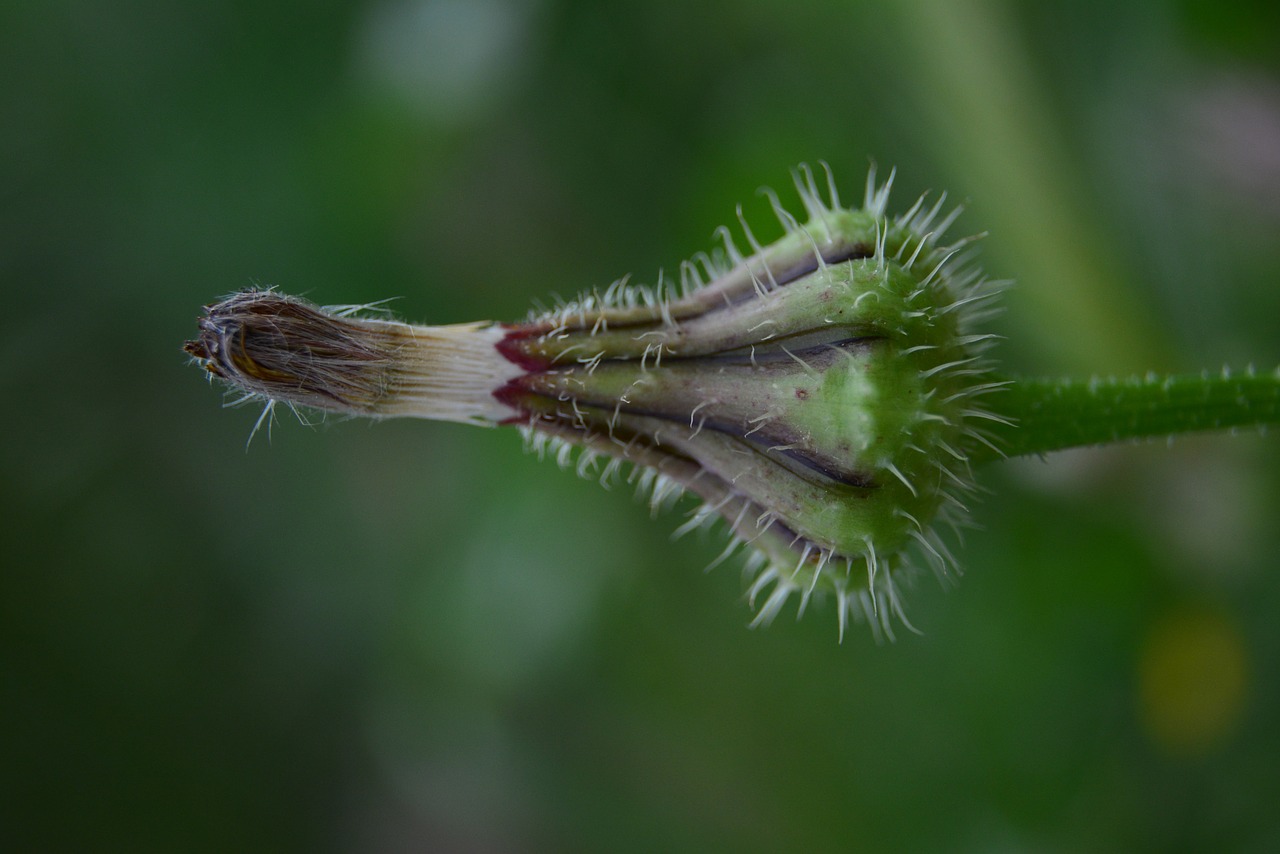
{"left": 186, "top": 165, "right": 1005, "bottom": 640}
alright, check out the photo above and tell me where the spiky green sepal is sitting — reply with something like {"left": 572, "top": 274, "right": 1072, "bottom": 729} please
{"left": 496, "top": 166, "right": 1006, "bottom": 639}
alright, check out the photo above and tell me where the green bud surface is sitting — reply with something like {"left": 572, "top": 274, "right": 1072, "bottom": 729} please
{"left": 493, "top": 166, "right": 1005, "bottom": 638}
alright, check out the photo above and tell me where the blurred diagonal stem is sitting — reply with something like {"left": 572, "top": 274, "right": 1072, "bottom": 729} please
{"left": 888, "top": 0, "right": 1170, "bottom": 374}
{"left": 973, "top": 371, "right": 1280, "bottom": 464}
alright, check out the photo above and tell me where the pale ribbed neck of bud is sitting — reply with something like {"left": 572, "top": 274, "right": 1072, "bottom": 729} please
{"left": 375, "top": 322, "right": 524, "bottom": 424}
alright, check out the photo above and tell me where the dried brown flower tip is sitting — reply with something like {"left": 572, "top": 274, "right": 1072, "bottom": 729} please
{"left": 184, "top": 290, "right": 520, "bottom": 424}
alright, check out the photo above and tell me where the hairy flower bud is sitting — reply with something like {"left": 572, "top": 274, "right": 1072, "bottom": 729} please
{"left": 186, "top": 166, "right": 1005, "bottom": 639}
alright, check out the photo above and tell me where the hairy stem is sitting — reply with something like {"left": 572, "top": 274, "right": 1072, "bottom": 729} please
{"left": 971, "top": 370, "right": 1280, "bottom": 464}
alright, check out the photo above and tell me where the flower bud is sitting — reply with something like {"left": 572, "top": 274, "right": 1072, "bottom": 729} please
{"left": 186, "top": 165, "right": 1005, "bottom": 639}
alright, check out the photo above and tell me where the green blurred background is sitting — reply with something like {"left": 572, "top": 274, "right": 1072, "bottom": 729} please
{"left": 4, "top": 0, "right": 1280, "bottom": 850}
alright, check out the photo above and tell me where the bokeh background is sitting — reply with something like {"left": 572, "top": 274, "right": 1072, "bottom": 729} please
{"left": 4, "top": 0, "right": 1280, "bottom": 850}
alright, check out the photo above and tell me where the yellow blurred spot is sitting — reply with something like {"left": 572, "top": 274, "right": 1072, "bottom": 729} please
{"left": 1137, "top": 608, "right": 1249, "bottom": 757}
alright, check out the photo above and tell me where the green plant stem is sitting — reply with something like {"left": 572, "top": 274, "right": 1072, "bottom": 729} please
{"left": 971, "top": 370, "right": 1280, "bottom": 464}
